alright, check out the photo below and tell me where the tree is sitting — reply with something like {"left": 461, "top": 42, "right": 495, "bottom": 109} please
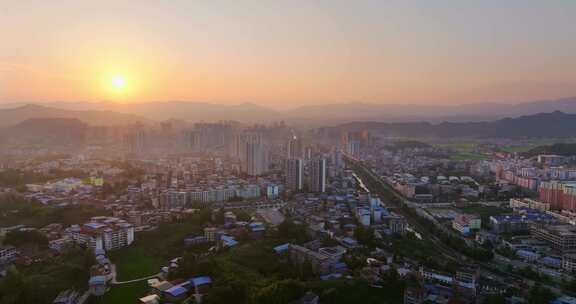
{"left": 354, "top": 225, "right": 374, "bottom": 247}
{"left": 483, "top": 295, "right": 506, "bottom": 304}
{"left": 253, "top": 280, "right": 304, "bottom": 304}
{"left": 4, "top": 230, "right": 48, "bottom": 250}
{"left": 277, "top": 219, "right": 307, "bottom": 243}
{"left": 204, "top": 279, "right": 248, "bottom": 304}
{"left": 0, "top": 266, "right": 25, "bottom": 304}
{"left": 528, "top": 285, "right": 555, "bottom": 304}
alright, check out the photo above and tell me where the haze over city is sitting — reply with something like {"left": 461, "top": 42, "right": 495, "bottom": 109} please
{"left": 2, "top": 1, "right": 576, "bottom": 109}
{"left": 4, "top": 2, "right": 576, "bottom": 304}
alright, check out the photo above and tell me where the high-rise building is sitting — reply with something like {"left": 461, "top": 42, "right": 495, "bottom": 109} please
{"left": 287, "top": 136, "right": 303, "bottom": 159}
{"left": 286, "top": 158, "right": 303, "bottom": 192}
{"left": 340, "top": 130, "right": 370, "bottom": 158}
{"left": 329, "top": 148, "right": 343, "bottom": 177}
{"left": 185, "top": 122, "right": 234, "bottom": 152}
{"left": 242, "top": 132, "right": 269, "bottom": 176}
{"left": 309, "top": 158, "right": 326, "bottom": 193}
{"left": 123, "top": 124, "right": 147, "bottom": 154}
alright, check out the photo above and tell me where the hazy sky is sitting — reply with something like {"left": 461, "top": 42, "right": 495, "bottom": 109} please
{"left": 1, "top": 0, "right": 575, "bottom": 109}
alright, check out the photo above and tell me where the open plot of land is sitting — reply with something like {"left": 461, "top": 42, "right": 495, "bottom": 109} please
{"left": 457, "top": 204, "right": 511, "bottom": 218}
{"left": 449, "top": 153, "right": 490, "bottom": 161}
{"left": 500, "top": 145, "right": 535, "bottom": 153}
{"left": 98, "top": 281, "right": 149, "bottom": 304}
{"left": 108, "top": 246, "right": 163, "bottom": 281}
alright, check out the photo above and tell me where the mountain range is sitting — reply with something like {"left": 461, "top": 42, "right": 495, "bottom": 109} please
{"left": 329, "top": 111, "right": 576, "bottom": 138}
{"left": 1, "top": 96, "right": 576, "bottom": 127}
{"left": 0, "top": 104, "right": 150, "bottom": 127}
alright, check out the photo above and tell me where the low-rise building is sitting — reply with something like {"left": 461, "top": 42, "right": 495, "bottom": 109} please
{"left": 531, "top": 224, "right": 576, "bottom": 253}
{"left": 66, "top": 217, "right": 134, "bottom": 252}
{"left": 0, "top": 245, "right": 18, "bottom": 264}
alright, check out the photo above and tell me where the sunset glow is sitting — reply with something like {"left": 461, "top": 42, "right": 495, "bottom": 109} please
{"left": 1, "top": 1, "right": 575, "bottom": 108}
{"left": 111, "top": 75, "right": 127, "bottom": 91}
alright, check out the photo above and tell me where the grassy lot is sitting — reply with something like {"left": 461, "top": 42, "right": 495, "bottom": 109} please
{"left": 449, "top": 153, "right": 490, "bottom": 161}
{"left": 108, "top": 246, "right": 163, "bottom": 281}
{"left": 307, "top": 279, "right": 402, "bottom": 304}
{"left": 434, "top": 143, "right": 489, "bottom": 161}
{"left": 108, "top": 217, "right": 203, "bottom": 281}
{"left": 97, "top": 281, "right": 149, "bottom": 303}
{"left": 457, "top": 205, "right": 511, "bottom": 217}
{"left": 435, "top": 143, "right": 476, "bottom": 152}
{"left": 500, "top": 145, "right": 535, "bottom": 153}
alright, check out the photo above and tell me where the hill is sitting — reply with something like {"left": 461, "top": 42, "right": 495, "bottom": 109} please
{"left": 525, "top": 143, "right": 576, "bottom": 157}
{"left": 0, "top": 104, "right": 151, "bottom": 127}
{"left": 329, "top": 111, "right": 576, "bottom": 139}
{"left": 0, "top": 118, "right": 88, "bottom": 145}
{"left": 288, "top": 96, "right": 576, "bottom": 124}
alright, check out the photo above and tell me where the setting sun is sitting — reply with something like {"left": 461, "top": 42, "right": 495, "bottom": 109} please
{"left": 111, "top": 75, "right": 127, "bottom": 91}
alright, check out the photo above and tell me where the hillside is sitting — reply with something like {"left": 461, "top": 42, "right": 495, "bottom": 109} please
{"left": 524, "top": 143, "right": 576, "bottom": 157}
{"left": 329, "top": 111, "right": 576, "bottom": 139}
{"left": 3, "top": 96, "right": 576, "bottom": 125}
{"left": 0, "top": 118, "right": 88, "bottom": 145}
{"left": 0, "top": 104, "right": 151, "bottom": 127}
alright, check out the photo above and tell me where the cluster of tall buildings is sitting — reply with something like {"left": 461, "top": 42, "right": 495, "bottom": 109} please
{"left": 185, "top": 122, "right": 236, "bottom": 152}
{"left": 539, "top": 181, "right": 576, "bottom": 211}
{"left": 284, "top": 136, "right": 328, "bottom": 193}
{"left": 340, "top": 130, "right": 370, "bottom": 158}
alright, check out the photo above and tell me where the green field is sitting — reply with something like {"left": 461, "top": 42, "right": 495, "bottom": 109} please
{"left": 434, "top": 143, "right": 489, "bottom": 161}
{"left": 457, "top": 205, "right": 511, "bottom": 217}
{"left": 449, "top": 153, "right": 489, "bottom": 161}
{"left": 500, "top": 145, "right": 534, "bottom": 153}
{"left": 435, "top": 143, "right": 476, "bottom": 152}
{"left": 98, "top": 281, "right": 149, "bottom": 303}
{"left": 108, "top": 246, "right": 163, "bottom": 281}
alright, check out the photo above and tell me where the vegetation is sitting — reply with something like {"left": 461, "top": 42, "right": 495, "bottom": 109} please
{"left": 108, "top": 246, "right": 163, "bottom": 281}
{"left": 4, "top": 230, "right": 48, "bottom": 250}
{"left": 527, "top": 284, "right": 555, "bottom": 304}
{"left": 0, "top": 248, "right": 93, "bottom": 304}
{"left": 97, "top": 281, "right": 149, "bottom": 304}
{"left": 0, "top": 168, "right": 86, "bottom": 188}
{"left": 387, "top": 140, "right": 432, "bottom": 151}
{"left": 449, "top": 153, "right": 490, "bottom": 161}
{"left": 0, "top": 194, "right": 109, "bottom": 227}
{"left": 525, "top": 142, "right": 576, "bottom": 157}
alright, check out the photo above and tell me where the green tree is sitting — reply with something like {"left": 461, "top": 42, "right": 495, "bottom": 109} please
{"left": 4, "top": 230, "right": 48, "bottom": 249}
{"left": 483, "top": 295, "right": 506, "bottom": 304}
{"left": 0, "top": 266, "right": 25, "bottom": 304}
{"left": 253, "top": 280, "right": 304, "bottom": 304}
{"left": 204, "top": 279, "right": 248, "bottom": 304}
{"left": 528, "top": 285, "right": 555, "bottom": 304}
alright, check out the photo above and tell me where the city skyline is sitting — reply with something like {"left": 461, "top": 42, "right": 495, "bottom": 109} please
{"left": 2, "top": 1, "right": 576, "bottom": 109}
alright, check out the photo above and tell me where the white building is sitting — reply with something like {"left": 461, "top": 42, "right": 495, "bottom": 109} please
{"left": 66, "top": 217, "right": 135, "bottom": 252}
{"left": 0, "top": 245, "right": 18, "bottom": 264}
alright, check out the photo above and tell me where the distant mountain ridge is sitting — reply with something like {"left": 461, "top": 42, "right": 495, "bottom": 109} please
{"left": 0, "top": 104, "right": 150, "bottom": 127}
{"left": 328, "top": 111, "right": 576, "bottom": 138}
{"left": 286, "top": 96, "right": 576, "bottom": 124}
{"left": 1, "top": 96, "right": 576, "bottom": 126}
{"left": 0, "top": 118, "right": 88, "bottom": 145}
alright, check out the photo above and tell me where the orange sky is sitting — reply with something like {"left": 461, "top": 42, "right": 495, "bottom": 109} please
{"left": 1, "top": 1, "right": 575, "bottom": 109}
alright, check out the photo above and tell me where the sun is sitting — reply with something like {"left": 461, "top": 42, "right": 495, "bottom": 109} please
{"left": 111, "top": 75, "right": 127, "bottom": 91}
